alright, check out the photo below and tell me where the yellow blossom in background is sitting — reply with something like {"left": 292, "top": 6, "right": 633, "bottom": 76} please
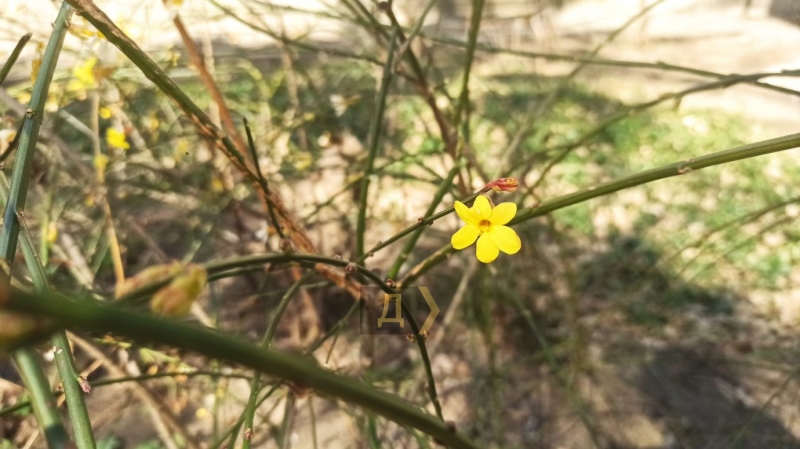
{"left": 146, "top": 114, "right": 160, "bottom": 131}
{"left": 451, "top": 195, "right": 521, "bottom": 263}
{"left": 211, "top": 178, "right": 225, "bottom": 193}
{"left": 174, "top": 139, "right": 189, "bottom": 161}
{"left": 73, "top": 57, "right": 98, "bottom": 88}
{"left": 99, "top": 107, "right": 112, "bottom": 119}
{"left": 93, "top": 153, "right": 109, "bottom": 172}
{"left": 45, "top": 222, "right": 58, "bottom": 244}
{"left": 106, "top": 127, "right": 130, "bottom": 150}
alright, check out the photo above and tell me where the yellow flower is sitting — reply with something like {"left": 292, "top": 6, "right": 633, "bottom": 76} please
{"left": 45, "top": 222, "right": 58, "bottom": 244}
{"left": 451, "top": 195, "right": 521, "bottom": 263}
{"left": 73, "top": 57, "right": 97, "bottom": 88}
{"left": 93, "top": 153, "right": 108, "bottom": 172}
{"left": 106, "top": 127, "right": 130, "bottom": 150}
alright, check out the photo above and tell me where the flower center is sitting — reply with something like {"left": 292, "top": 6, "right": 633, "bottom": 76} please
{"left": 478, "top": 219, "right": 492, "bottom": 233}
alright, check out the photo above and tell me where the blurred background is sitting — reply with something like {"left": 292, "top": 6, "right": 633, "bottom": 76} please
{"left": 3, "top": 0, "right": 800, "bottom": 447}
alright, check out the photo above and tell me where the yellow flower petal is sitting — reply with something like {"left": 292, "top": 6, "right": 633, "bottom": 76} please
{"left": 454, "top": 200, "right": 479, "bottom": 225}
{"left": 93, "top": 154, "right": 108, "bottom": 172}
{"left": 106, "top": 127, "right": 130, "bottom": 150}
{"left": 45, "top": 222, "right": 58, "bottom": 244}
{"left": 489, "top": 225, "right": 521, "bottom": 255}
{"left": 451, "top": 224, "right": 479, "bottom": 250}
{"left": 472, "top": 195, "right": 491, "bottom": 219}
{"left": 73, "top": 57, "right": 97, "bottom": 89}
{"left": 476, "top": 233, "right": 499, "bottom": 263}
{"left": 490, "top": 202, "right": 517, "bottom": 225}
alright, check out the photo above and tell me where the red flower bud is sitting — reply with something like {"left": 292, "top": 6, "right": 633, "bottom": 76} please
{"left": 486, "top": 177, "right": 519, "bottom": 192}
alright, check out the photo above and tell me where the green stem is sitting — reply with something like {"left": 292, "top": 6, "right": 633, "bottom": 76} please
{"left": 0, "top": 169, "right": 95, "bottom": 449}
{"left": 1, "top": 370, "right": 252, "bottom": 420}
{"left": 0, "top": 33, "right": 32, "bottom": 85}
{"left": 12, "top": 195, "right": 96, "bottom": 449}
{"left": 387, "top": 162, "right": 461, "bottom": 280}
{"left": 452, "top": 0, "right": 485, "bottom": 130}
{"left": 49, "top": 333, "right": 96, "bottom": 449}
{"left": 725, "top": 365, "right": 800, "bottom": 449}
{"left": 243, "top": 117, "right": 284, "bottom": 239}
{"left": 507, "top": 293, "right": 602, "bottom": 448}
{"left": 513, "top": 131, "right": 800, "bottom": 224}
{"left": 118, "top": 253, "right": 382, "bottom": 302}
{"left": 209, "top": 383, "right": 280, "bottom": 449}
{"left": 0, "top": 4, "right": 70, "bottom": 259}
{"left": 4, "top": 291, "right": 481, "bottom": 449}
{"left": 13, "top": 350, "right": 71, "bottom": 448}
{"left": 497, "top": 0, "right": 666, "bottom": 177}
{"left": 401, "top": 131, "right": 800, "bottom": 287}
{"left": 2, "top": 4, "right": 74, "bottom": 449}
{"left": 522, "top": 69, "right": 800, "bottom": 195}
{"left": 278, "top": 393, "right": 295, "bottom": 449}
{"left": 242, "top": 271, "right": 313, "bottom": 449}
{"left": 359, "top": 189, "right": 487, "bottom": 265}
{"left": 356, "top": 29, "right": 398, "bottom": 259}
{"left": 63, "top": 0, "right": 252, "bottom": 177}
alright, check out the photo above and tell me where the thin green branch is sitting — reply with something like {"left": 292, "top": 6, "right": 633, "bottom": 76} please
{"left": 671, "top": 196, "right": 800, "bottom": 278}
{"left": 241, "top": 271, "right": 313, "bottom": 449}
{"left": 359, "top": 189, "right": 488, "bottom": 264}
{"left": 0, "top": 371, "right": 252, "bottom": 419}
{"left": 356, "top": 29, "right": 399, "bottom": 258}
{"left": 0, "top": 33, "right": 32, "bottom": 85}
{"left": 522, "top": 69, "right": 800, "bottom": 195}
{"left": 398, "top": 245, "right": 456, "bottom": 289}
{"left": 3, "top": 291, "right": 482, "bottom": 449}
{"left": 63, "top": 0, "right": 252, "bottom": 177}
{"left": 208, "top": 0, "right": 383, "bottom": 65}
{"left": 452, "top": 0, "right": 485, "bottom": 131}
{"left": 425, "top": 34, "right": 800, "bottom": 99}
{"left": 243, "top": 117, "right": 284, "bottom": 240}
{"left": 725, "top": 365, "right": 800, "bottom": 448}
{"left": 507, "top": 293, "right": 602, "bottom": 448}
{"left": 4, "top": 180, "right": 95, "bottom": 449}
{"left": 401, "top": 131, "right": 800, "bottom": 286}
{"left": 513, "top": 132, "right": 800, "bottom": 224}
{"left": 685, "top": 216, "right": 793, "bottom": 284}
{"left": 496, "top": 0, "right": 667, "bottom": 177}
{"left": 2, "top": 4, "right": 74, "bottom": 449}
{"left": 209, "top": 383, "right": 281, "bottom": 449}
{"left": 13, "top": 351, "right": 71, "bottom": 448}
{"left": 387, "top": 162, "right": 462, "bottom": 280}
